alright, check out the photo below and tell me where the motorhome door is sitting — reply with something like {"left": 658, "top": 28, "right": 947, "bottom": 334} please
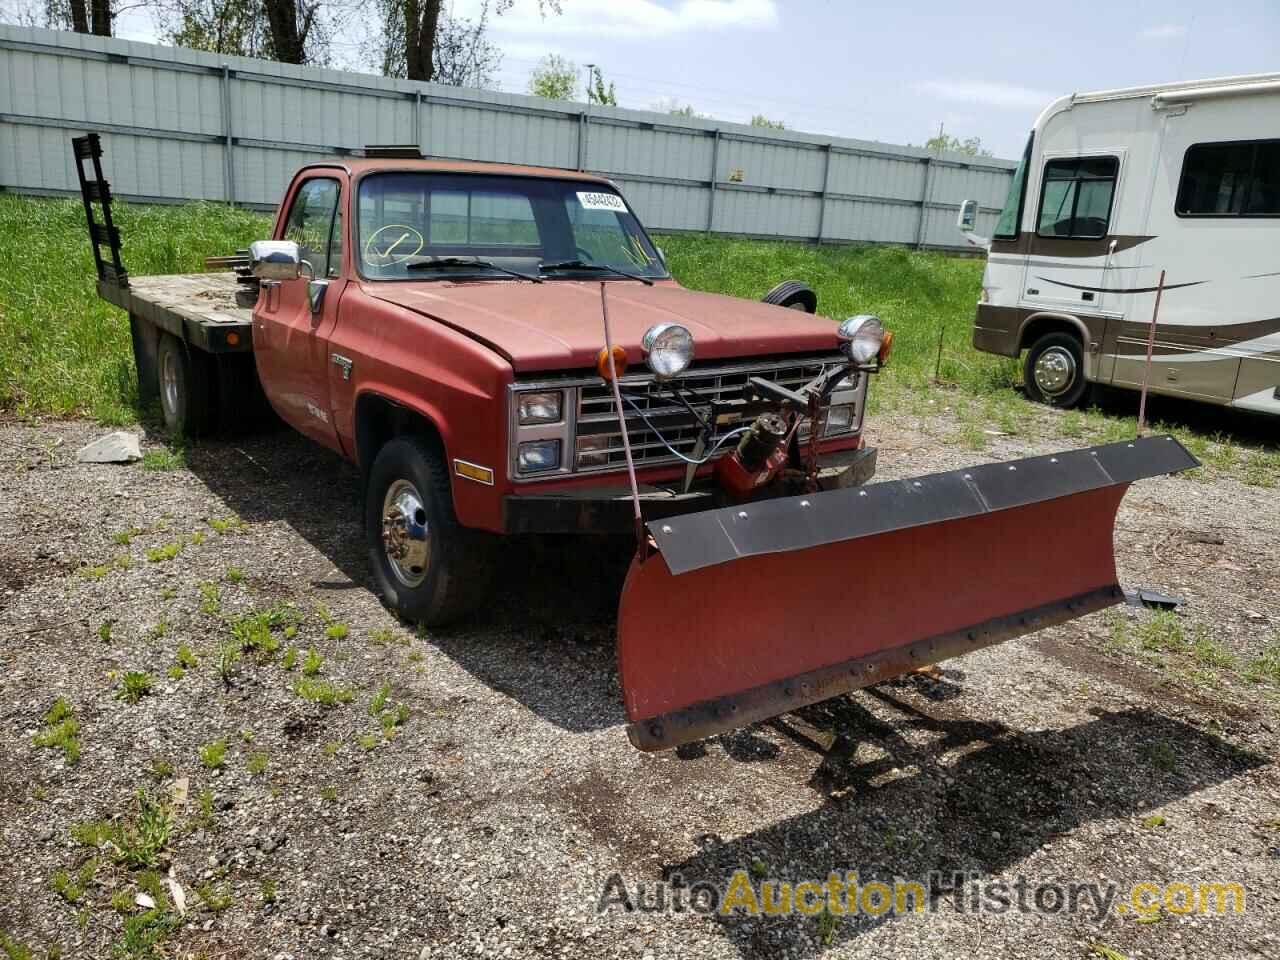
{"left": 1021, "top": 153, "right": 1124, "bottom": 313}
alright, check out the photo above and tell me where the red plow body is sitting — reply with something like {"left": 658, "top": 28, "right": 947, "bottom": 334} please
{"left": 617, "top": 435, "right": 1197, "bottom": 751}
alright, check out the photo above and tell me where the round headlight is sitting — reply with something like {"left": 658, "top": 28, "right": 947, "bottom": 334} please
{"left": 837, "top": 315, "right": 884, "bottom": 364}
{"left": 641, "top": 322, "right": 695, "bottom": 380}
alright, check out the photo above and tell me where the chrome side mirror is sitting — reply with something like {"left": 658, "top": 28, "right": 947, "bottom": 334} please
{"left": 250, "top": 240, "right": 313, "bottom": 282}
{"left": 956, "top": 199, "right": 979, "bottom": 233}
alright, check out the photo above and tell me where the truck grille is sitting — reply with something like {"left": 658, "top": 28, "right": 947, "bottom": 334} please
{"left": 575, "top": 355, "right": 849, "bottom": 471}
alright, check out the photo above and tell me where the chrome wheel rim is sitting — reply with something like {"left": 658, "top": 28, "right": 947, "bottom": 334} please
{"left": 1034, "top": 346, "right": 1076, "bottom": 398}
{"left": 381, "top": 479, "right": 430, "bottom": 588}
{"left": 160, "top": 349, "right": 180, "bottom": 416}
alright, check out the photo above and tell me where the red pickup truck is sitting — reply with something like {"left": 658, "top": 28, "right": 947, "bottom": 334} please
{"left": 88, "top": 142, "right": 879, "bottom": 621}
{"left": 81, "top": 135, "right": 1193, "bottom": 751}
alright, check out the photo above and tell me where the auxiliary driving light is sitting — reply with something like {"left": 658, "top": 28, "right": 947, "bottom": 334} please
{"left": 837, "top": 315, "right": 884, "bottom": 364}
{"left": 641, "top": 322, "right": 694, "bottom": 380}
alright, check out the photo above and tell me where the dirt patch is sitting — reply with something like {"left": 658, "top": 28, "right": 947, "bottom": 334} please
{"left": 0, "top": 415, "right": 1277, "bottom": 960}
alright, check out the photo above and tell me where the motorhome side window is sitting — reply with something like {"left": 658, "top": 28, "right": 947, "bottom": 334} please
{"left": 1176, "top": 140, "right": 1280, "bottom": 217}
{"left": 1036, "top": 157, "right": 1118, "bottom": 239}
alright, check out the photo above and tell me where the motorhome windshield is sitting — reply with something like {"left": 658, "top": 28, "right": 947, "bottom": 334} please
{"left": 994, "top": 133, "right": 1033, "bottom": 239}
{"left": 356, "top": 172, "right": 669, "bottom": 281}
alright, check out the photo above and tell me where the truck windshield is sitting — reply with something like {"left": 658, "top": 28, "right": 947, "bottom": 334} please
{"left": 356, "top": 172, "right": 669, "bottom": 281}
{"left": 993, "top": 132, "right": 1033, "bottom": 239}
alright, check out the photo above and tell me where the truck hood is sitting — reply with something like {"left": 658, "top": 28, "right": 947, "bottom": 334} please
{"left": 361, "top": 279, "right": 841, "bottom": 372}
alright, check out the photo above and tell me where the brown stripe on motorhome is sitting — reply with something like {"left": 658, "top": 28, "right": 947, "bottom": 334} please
{"left": 975, "top": 304, "right": 1280, "bottom": 362}
{"left": 972, "top": 304, "right": 1108, "bottom": 357}
{"left": 1110, "top": 316, "right": 1280, "bottom": 354}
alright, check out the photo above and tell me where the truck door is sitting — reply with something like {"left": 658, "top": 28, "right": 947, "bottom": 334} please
{"left": 254, "top": 175, "right": 346, "bottom": 451}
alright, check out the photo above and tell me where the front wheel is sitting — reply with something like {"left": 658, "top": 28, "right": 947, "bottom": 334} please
{"left": 364, "top": 436, "right": 496, "bottom": 626}
{"left": 1023, "top": 332, "right": 1087, "bottom": 408}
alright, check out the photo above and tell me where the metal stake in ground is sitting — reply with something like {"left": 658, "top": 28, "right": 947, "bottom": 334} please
{"left": 934, "top": 318, "right": 946, "bottom": 382}
{"left": 1136, "top": 269, "right": 1166, "bottom": 437}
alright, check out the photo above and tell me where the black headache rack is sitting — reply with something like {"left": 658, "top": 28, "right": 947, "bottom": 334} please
{"left": 71, "top": 134, "right": 254, "bottom": 356}
{"left": 73, "top": 133, "right": 128, "bottom": 288}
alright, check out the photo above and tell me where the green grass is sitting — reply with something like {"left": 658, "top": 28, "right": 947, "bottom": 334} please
{"left": 661, "top": 234, "right": 1007, "bottom": 394}
{"left": 116, "top": 671, "right": 154, "bottom": 705}
{"left": 33, "top": 698, "right": 81, "bottom": 764}
{"left": 1247, "top": 639, "right": 1280, "bottom": 687}
{"left": 293, "top": 677, "right": 354, "bottom": 706}
{"left": 140, "top": 446, "right": 186, "bottom": 471}
{"left": 73, "top": 791, "right": 172, "bottom": 869}
{"left": 0, "top": 196, "right": 269, "bottom": 422}
{"left": 3, "top": 194, "right": 1273, "bottom": 485}
{"left": 199, "top": 738, "right": 227, "bottom": 770}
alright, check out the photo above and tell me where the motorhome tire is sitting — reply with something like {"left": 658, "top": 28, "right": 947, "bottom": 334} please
{"left": 156, "top": 333, "right": 215, "bottom": 436}
{"left": 1024, "top": 332, "right": 1087, "bottom": 408}
{"left": 762, "top": 280, "right": 818, "bottom": 313}
{"left": 365, "top": 436, "right": 495, "bottom": 626}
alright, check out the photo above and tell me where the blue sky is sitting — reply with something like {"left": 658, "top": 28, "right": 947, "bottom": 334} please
{"left": 111, "top": 0, "right": 1279, "bottom": 160}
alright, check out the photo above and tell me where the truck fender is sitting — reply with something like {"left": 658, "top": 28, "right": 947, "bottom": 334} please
{"left": 352, "top": 386, "right": 453, "bottom": 476}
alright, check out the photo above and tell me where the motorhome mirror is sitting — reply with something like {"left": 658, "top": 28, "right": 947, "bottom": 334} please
{"left": 956, "top": 199, "right": 979, "bottom": 233}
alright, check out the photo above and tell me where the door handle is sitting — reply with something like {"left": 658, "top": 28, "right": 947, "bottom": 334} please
{"left": 331, "top": 354, "right": 353, "bottom": 380}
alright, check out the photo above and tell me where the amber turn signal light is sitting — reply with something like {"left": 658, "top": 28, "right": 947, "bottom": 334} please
{"left": 878, "top": 330, "right": 894, "bottom": 364}
{"left": 597, "top": 345, "right": 628, "bottom": 381}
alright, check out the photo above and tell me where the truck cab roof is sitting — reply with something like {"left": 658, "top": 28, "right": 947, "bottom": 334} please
{"left": 300, "top": 156, "right": 618, "bottom": 186}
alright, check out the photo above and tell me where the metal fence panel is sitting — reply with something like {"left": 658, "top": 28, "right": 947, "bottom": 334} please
{"left": 0, "top": 23, "right": 1015, "bottom": 251}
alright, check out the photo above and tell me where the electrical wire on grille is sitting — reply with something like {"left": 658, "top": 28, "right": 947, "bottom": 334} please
{"left": 620, "top": 394, "right": 753, "bottom": 465}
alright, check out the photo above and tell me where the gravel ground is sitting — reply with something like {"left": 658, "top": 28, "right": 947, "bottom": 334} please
{"left": 1, "top": 408, "right": 1277, "bottom": 960}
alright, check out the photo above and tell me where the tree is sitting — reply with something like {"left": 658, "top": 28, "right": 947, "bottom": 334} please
{"left": 653, "top": 98, "right": 706, "bottom": 119}
{"left": 587, "top": 65, "right": 616, "bottom": 106}
{"left": 262, "top": 0, "right": 317, "bottom": 64}
{"left": 924, "top": 132, "right": 993, "bottom": 157}
{"left": 163, "top": 0, "right": 273, "bottom": 57}
{"left": 371, "top": 0, "right": 501, "bottom": 86}
{"left": 430, "top": 5, "right": 502, "bottom": 87}
{"left": 40, "top": 0, "right": 112, "bottom": 35}
{"left": 749, "top": 113, "right": 784, "bottom": 130}
{"left": 527, "top": 53, "right": 576, "bottom": 100}
{"left": 155, "top": 0, "right": 330, "bottom": 61}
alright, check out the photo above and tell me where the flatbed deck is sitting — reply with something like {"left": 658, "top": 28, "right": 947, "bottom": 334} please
{"left": 98, "top": 273, "right": 253, "bottom": 353}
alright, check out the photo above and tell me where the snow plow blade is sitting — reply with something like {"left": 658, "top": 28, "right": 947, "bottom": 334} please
{"left": 617, "top": 435, "right": 1197, "bottom": 751}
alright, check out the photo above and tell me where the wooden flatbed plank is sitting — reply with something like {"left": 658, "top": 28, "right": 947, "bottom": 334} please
{"left": 97, "top": 272, "right": 254, "bottom": 354}
{"left": 126, "top": 273, "right": 252, "bottom": 324}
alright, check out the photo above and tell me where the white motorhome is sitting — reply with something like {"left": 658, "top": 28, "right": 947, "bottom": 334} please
{"left": 959, "top": 73, "right": 1279, "bottom": 414}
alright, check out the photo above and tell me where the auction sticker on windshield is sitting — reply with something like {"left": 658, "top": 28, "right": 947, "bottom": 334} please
{"left": 577, "top": 192, "right": 628, "bottom": 212}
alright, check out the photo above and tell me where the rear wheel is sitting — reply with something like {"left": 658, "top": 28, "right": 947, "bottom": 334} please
{"left": 156, "top": 333, "right": 215, "bottom": 436}
{"left": 1024, "top": 331, "right": 1087, "bottom": 408}
{"left": 364, "top": 435, "right": 496, "bottom": 625}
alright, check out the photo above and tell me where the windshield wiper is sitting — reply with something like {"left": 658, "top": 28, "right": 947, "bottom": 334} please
{"left": 405, "top": 256, "right": 541, "bottom": 282}
{"left": 539, "top": 260, "right": 654, "bottom": 286}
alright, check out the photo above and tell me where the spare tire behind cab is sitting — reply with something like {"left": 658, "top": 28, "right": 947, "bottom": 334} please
{"left": 762, "top": 280, "right": 817, "bottom": 314}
